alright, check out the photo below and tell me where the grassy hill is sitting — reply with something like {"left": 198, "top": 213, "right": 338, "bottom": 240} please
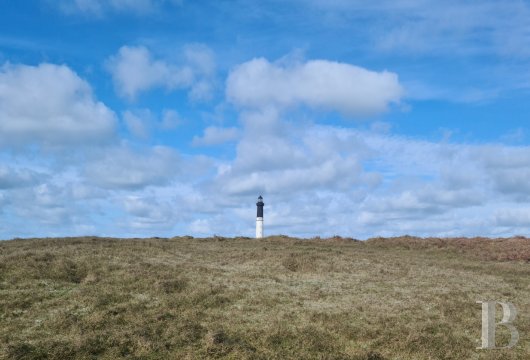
{"left": 0, "top": 236, "right": 529, "bottom": 359}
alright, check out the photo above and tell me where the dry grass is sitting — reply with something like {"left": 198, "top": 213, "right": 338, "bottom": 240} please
{"left": 0, "top": 235, "right": 529, "bottom": 359}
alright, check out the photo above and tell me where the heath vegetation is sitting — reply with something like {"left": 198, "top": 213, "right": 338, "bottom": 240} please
{"left": 0, "top": 235, "right": 529, "bottom": 359}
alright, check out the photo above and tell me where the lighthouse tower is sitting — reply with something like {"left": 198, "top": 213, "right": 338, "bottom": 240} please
{"left": 256, "top": 195, "right": 264, "bottom": 238}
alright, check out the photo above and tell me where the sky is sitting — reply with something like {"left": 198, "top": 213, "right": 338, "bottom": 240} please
{"left": 2, "top": 0, "right": 530, "bottom": 239}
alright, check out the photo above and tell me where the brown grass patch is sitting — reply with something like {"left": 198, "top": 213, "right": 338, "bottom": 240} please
{"left": 0, "top": 235, "right": 528, "bottom": 359}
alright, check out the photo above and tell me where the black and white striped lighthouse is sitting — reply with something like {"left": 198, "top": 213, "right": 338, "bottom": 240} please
{"left": 256, "top": 195, "right": 264, "bottom": 238}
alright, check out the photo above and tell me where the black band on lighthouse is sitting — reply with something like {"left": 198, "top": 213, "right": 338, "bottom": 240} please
{"left": 256, "top": 195, "right": 264, "bottom": 218}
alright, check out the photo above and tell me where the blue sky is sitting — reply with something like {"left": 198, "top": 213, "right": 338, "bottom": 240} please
{"left": 2, "top": 0, "right": 530, "bottom": 239}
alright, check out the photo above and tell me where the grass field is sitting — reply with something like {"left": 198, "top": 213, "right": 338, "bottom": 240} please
{"left": 0, "top": 235, "right": 529, "bottom": 359}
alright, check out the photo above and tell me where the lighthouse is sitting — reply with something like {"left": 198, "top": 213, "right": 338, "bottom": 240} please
{"left": 256, "top": 195, "right": 264, "bottom": 238}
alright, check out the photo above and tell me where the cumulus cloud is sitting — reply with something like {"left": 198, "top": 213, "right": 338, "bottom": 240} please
{"left": 0, "top": 171, "right": 119, "bottom": 238}
{"left": 0, "top": 63, "right": 116, "bottom": 148}
{"left": 186, "top": 113, "right": 530, "bottom": 237}
{"left": 123, "top": 110, "right": 153, "bottom": 139}
{"left": 495, "top": 208, "right": 530, "bottom": 227}
{"left": 226, "top": 58, "right": 403, "bottom": 115}
{"left": 5, "top": 119, "right": 530, "bottom": 238}
{"left": 106, "top": 46, "right": 193, "bottom": 100}
{"left": 122, "top": 108, "right": 183, "bottom": 139}
{"left": 364, "top": 187, "right": 483, "bottom": 217}
{"left": 184, "top": 44, "right": 216, "bottom": 77}
{"left": 83, "top": 146, "right": 180, "bottom": 189}
{"left": 123, "top": 196, "right": 176, "bottom": 229}
{"left": 469, "top": 146, "right": 530, "bottom": 200}
{"left": 2, "top": 57, "right": 530, "bottom": 239}
{"left": 0, "top": 166, "right": 44, "bottom": 189}
{"left": 490, "top": 169, "right": 530, "bottom": 199}
{"left": 192, "top": 126, "right": 240, "bottom": 146}
{"left": 211, "top": 114, "right": 376, "bottom": 196}
{"left": 6, "top": 182, "right": 84, "bottom": 229}
{"left": 184, "top": 44, "right": 216, "bottom": 101}
{"left": 106, "top": 45, "right": 216, "bottom": 100}
{"left": 188, "top": 219, "right": 213, "bottom": 235}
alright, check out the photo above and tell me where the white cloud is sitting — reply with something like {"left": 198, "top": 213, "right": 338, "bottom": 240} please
{"left": 83, "top": 145, "right": 180, "bottom": 189}
{"left": 218, "top": 159, "right": 367, "bottom": 196}
{"left": 58, "top": 0, "right": 182, "bottom": 16}
{"left": 495, "top": 208, "right": 530, "bottom": 227}
{"left": 0, "top": 63, "right": 116, "bottom": 148}
{"left": 106, "top": 45, "right": 216, "bottom": 101}
{"left": 275, "top": 0, "right": 530, "bottom": 101}
{"left": 123, "top": 196, "right": 176, "bottom": 229}
{"left": 0, "top": 166, "right": 44, "bottom": 189}
{"left": 470, "top": 145, "right": 530, "bottom": 199}
{"left": 184, "top": 44, "right": 216, "bottom": 77}
{"left": 192, "top": 126, "right": 240, "bottom": 146}
{"left": 364, "top": 187, "right": 483, "bottom": 217}
{"left": 160, "top": 109, "right": 182, "bottom": 130}
{"left": 184, "top": 45, "right": 216, "bottom": 101}
{"left": 4, "top": 121, "right": 530, "bottom": 238}
{"left": 123, "top": 110, "right": 152, "bottom": 139}
{"left": 6, "top": 182, "right": 86, "bottom": 229}
{"left": 0, "top": 192, "right": 6, "bottom": 209}
{"left": 0, "top": 170, "right": 121, "bottom": 238}
{"left": 303, "top": 0, "right": 530, "bottom": 58}
{"left": 211, "top": 115, "right": 376, "bottom": 196}
{"left": 183, "top": 114, "right": 530, "bottom": 237}
{"left": 106, "top": 46, "right": 193, "bottom": 100}
{"left": 188, "top": 219, "right": 212, "bottom": 235}
{"left": 122, "top": 108, "right": 183, "bottom": 138}
{"left": 403, "top": 80, "right": 501, "bottom": 104}
{"left": 2, "top": 70, "right": 530, "bottom": 238}
{"left": 226, "top": 57, "right": 403, "bottom": 115}
{"left": 490, "top": 168, "right": 530, "bottom": 199}
{"left": 189, "top": 80, "right": 215, "bottom": 102}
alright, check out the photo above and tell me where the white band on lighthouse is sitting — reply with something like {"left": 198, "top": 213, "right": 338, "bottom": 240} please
{"left": 256, "top": 217, "right": 263, "bottom": 238}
